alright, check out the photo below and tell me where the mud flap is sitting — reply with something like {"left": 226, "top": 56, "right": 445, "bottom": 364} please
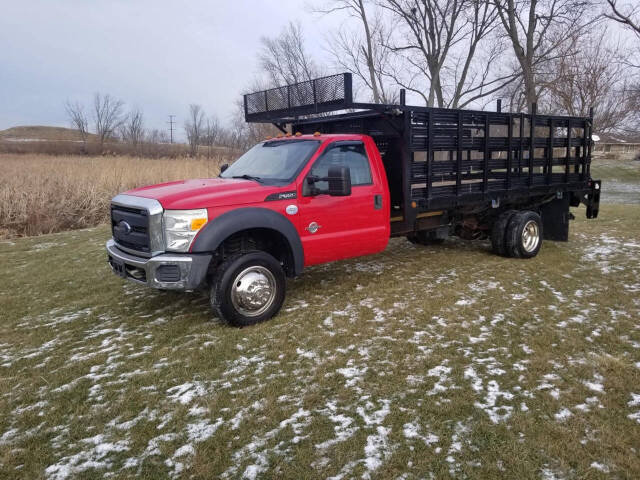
{"left": 586, "top": 180, "right": 601, "bottom": 219}
{"left": 540, "top": 196, "right": 570, "bottom": 242}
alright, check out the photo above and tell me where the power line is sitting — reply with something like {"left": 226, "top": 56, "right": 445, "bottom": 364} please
{"left": 167, "top": 115, "right": 176, "bottom": 144}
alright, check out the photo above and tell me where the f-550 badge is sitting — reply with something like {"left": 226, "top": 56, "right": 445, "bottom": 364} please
{"left": 306, "top": 222, "right": 321, "bottom": 234}
{"left": 264, "top": 191, "right": 297, "bottom": 201}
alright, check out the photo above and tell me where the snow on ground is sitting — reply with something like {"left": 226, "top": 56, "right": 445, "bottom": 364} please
{"left": 1, "top": 213, "right": 639, "bottom": 478}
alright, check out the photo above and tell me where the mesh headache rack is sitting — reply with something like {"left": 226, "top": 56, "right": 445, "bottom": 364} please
{"left": 244, "top": 73, "right": 353, "bottom": 123}
{"left": 243, "top": 73, "right": 598, "bottom": 234}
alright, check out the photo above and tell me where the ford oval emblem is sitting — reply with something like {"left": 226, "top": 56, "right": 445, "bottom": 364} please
{"left": 117, "top": 220, "right": 132, "bottom": 235}
{"left": 285, "top": 204, "right": 298, "bottom": 215}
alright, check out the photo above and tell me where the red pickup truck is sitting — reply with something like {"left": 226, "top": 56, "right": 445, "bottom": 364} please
{"left": 107, "top": 73, "right": 600, "bottom": 326}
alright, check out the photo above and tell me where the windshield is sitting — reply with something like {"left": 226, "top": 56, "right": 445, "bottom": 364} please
{"left": 220, "top": 139, "right": 321, "bottom": 184}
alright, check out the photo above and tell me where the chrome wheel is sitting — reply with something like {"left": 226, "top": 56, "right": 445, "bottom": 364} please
{"left": 521, "top": 220, "right": 540, "bottom": 253}
{"left": 230, "top": 266, "right": 277, "bottom": 317}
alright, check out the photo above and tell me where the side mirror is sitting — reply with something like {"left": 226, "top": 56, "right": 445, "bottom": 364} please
{"left": 220, "top": 163, "right": 229, "bottom": 173}
{"left": 327, "top": 166, "right": 351, "bottom": 196}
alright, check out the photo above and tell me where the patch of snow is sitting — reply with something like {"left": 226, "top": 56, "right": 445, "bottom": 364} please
{"left": 590, "top": 462, "right": 610, "bottom": 473}
{"left": 540, "top": 281, "right": 566, "bottom": 303}
{"left": 337, "top": 364, "right": 368, "bottom": 388}
{"left": 186, "top": 418, "right": 224, "bottom": 443}
{"left": 554, "top": 408, "right": 572, "bottom": 422}
{"left": 296, "top": 348, "right": 316, "bottom": 360}
{"left": 44, "top": 436, "right": 129, "bottom": 480}
{"left": 166, "top": 382, "right": 209, "bottom": 405}
{"left": 362, "top": 426, "right": 392, "bottom": 479}
{"left": 583, "top": 381, "right": 604, "bottom": 393}
{"left": 474, "top": 380, "right": 514, "bottom": 423}
{"left": 403, "top": 422, "right": 439, "bottom": 446}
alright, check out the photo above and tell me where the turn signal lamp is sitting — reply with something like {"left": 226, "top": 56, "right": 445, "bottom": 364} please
{"left": 190, "top": 218, "right": 207, "bottom": 231}
{"left": 313, "top": 131, "right": 321, "bottom": 136}
{"left": 295, "top": 132, "right": 302, "bottom": 136}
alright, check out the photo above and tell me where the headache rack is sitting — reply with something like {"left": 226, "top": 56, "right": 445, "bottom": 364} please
{"left": 244, "top": 73, "right": 599, "bottom": 234}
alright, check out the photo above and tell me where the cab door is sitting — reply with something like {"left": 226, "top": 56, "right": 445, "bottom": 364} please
{"left": 296, "top": 140, "right": 388, "bottom": 266}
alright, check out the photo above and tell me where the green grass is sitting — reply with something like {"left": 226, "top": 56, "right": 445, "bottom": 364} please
{"left": 591, "top": 156, "right": 640, "bottom": 204}
{"left": 1, "top": 204, "right": 639, "bottom": 479}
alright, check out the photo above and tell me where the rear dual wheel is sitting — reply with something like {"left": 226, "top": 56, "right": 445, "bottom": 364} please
{"left": 491, "top": 210, "right": 542, "bottom": 258}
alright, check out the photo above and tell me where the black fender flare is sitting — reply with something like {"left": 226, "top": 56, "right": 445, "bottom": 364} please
{"left": 190, "top": 207, "right": 304, "bottom": 276}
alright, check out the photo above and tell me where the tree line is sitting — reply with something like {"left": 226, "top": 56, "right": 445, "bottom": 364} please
{"left": 65, "top": 0, "right": 640, "bottom": 157}
{"left": 278, "top": 0, "right": 638, "bottom": 133}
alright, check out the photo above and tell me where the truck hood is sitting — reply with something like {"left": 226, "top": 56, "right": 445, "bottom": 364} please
{"left": 126, "top": 178, "right": 282, "bottom": 210}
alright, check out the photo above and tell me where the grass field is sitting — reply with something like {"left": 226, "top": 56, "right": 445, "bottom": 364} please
{"left": 1, "top": 202, "right": 639, "bottom": 479}
{"left": 591, "top": 156, "right": 640, "bottom": 205}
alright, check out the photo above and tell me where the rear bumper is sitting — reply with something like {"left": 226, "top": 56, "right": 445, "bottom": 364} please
{"left": 106, "top": 239, "right": 211, "bottom": 290}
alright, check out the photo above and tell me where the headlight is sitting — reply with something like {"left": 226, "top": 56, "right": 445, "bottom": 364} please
{"left": 163, "top": 209, "right": 208, "bottom": 252}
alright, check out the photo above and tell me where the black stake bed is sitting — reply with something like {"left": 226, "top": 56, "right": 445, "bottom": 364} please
{"left": 244, "top": 73, "right": 599, "bottom": 235}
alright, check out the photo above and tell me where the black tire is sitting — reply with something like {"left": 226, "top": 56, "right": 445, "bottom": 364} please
{"left": 210, "top": 251, "right": 286, "bottom": 327}
{"left": 505, "top": 211, "right": 543, "bottom": 258}
{"left": 490, "top": 210, "right": 517, "bottom": 256}
{"left": 406, "top": 230, "right": 445, "bottom": 245}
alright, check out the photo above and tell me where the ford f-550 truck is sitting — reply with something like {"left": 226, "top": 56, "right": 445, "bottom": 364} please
{"left": 107, "top": 73, "right": 601, "bottom": 326}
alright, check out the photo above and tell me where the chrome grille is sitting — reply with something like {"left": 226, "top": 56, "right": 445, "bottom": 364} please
{"left": 110, "top": 194, "right": 164, "bottom": 257}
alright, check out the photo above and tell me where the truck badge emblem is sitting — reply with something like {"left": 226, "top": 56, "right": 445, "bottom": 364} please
{"left": 306, "top": 222, "right": 321, "bottom": 234}
{"left": 116, "top": 220, "right": 132, "bottom": 235}
{"left": 285, "top": 205, "right": 298, "bottom": 215}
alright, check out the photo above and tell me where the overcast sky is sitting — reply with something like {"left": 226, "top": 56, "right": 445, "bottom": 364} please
{"left": 0, "top": 0, "right": 339, "bottom": 135}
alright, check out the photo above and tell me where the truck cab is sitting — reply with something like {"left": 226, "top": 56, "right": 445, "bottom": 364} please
{"left": 107, "top": 133, "right": 391, "bottom": 326}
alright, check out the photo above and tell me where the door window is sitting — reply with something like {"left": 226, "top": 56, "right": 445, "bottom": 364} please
{"left": 309, "top": 143, "right": 372, "bottom": 191}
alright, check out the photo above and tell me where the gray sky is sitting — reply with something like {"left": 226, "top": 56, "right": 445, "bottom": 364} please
{"left": 0, "top": 0, "right": 337, "bottom": 134}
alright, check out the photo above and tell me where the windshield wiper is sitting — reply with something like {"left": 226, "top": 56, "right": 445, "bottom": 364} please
{"left": 231, "top": 174, "right": 264, "bottom": 183}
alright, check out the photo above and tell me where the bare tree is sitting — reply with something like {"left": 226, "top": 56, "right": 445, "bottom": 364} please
{"left": 121, "top": 108, "right": 145, "bottom": 151}
{"left": 605, "top": 0, "right": 640, "bottom": 36}
{"left": 64, "top": 100, "right": 89, "bottom": 150}
{"left": 184, "top": 104, "right": 205, "bottom": 156}
{"left": 493, "top": 0, "right": 597, "bottom": 112}
{"left": 380, "top": 0, "right": 515, "bottom": 108}
{"left": 381, "top": 0, "right": 467, "bottom": 107}
{"left": 543, "top": 29, "right": 636, "bottom": 132}
{"left": 93, "top": 93, "right": 125, "bottom": 151}
{"left": 204, "top": 115, "right": 220, "bottom": 158}
{"left": 147, "top": 128, "right": 170, "bottom": 144}
{"left": 259, "top": 21, "right": 321, "bottom": 87}
{"left": 320, "top": 0, "right": 394, "bottom": 103}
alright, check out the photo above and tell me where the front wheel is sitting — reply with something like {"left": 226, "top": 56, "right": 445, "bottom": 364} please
{"left": 210, "top": 251, "right": 286, "bottom": 327}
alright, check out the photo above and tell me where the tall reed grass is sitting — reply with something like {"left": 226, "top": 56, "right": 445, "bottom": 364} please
{"left": 0, "top": 154, "right": 226, "bottom": 238}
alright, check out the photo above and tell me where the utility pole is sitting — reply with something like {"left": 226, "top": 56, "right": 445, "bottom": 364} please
{"left": 167, "top": 115, "right": 176, "bottom": 144}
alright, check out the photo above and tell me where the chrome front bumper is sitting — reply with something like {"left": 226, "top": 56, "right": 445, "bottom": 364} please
{"left": 106, "top": 239, "right": 211, "bottom": 290}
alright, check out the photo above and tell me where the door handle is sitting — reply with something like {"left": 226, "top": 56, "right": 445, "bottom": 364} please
{"left": 374, "top": 194, "right": 383, "bottom": 210}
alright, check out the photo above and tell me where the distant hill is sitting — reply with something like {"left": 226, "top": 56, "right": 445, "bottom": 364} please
{"left": 0, "top": 126, "right": 98, "bottom": 142}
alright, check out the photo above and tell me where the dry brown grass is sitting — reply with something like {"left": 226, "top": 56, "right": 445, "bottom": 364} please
{"left": 0, "top": 153, "right": 226, "bottom": 238}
